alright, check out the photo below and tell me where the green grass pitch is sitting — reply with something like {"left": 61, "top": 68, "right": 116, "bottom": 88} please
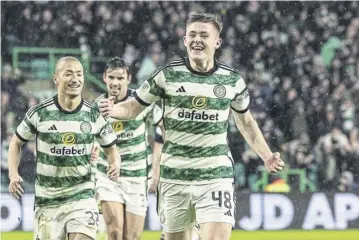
{"left": 2, "top": 230, "right": 359, "bottom": 240}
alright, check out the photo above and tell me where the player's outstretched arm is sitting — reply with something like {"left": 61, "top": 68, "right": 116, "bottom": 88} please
{"left": 231, "top": 110, "right": 284, "bottom": 173}
{"left": 8, "top": 134, "right": 25, "bottom": 199}
{"left": 98, "top": 96, "right": 147, "bottom": 120}
{"left": 102, "top": 144, "right": 121, "bottom": 180}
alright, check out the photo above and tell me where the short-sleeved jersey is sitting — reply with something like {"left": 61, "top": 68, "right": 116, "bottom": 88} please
{"left": 96, "top": 90, "right": 162, "bottom": 184}
{"left": 134, "top": 57, "right": 250, "bottom": 184}
{"left": 16, "top": 95, "right": 117, "bottom": 207}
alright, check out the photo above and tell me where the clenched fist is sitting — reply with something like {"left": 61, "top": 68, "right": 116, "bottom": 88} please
{"left": 98, "top": 96, "right": 115, "bottom": 117}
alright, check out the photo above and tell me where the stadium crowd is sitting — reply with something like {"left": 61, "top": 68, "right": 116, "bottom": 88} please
{"left": 2, "top": 1, "right": 359, "bottom": 192}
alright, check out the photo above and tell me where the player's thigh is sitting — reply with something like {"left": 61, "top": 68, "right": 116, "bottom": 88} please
{"left": 123, "top": 188, "right": 148, "bottom": 218}
{"left": 34, "top": 207, "right": 65, "bottom": 240}
{"left": 123, "top": 211, "right": 145, "bottom": 240}
{"left": 96, "top": 177, "right": 125, "bottom": 229}
{"left": 68, "top": 233, "right": 94, "bottom": 240}
{"left": 195, "top": 182, "right": 235, "bottom": 229}
{"left": 164, "top": 229, "right": 192, "bottom": 240}
{"left": 66, "top": 198, "right": 99, "bottom": 240}
{"left": 101, "top": 201, "right": 125, "bottom": 229}
{"left": 122, "top": 188, "right": 147, "bottom": 240}
{"left": 199, "top": 222, "right": 232, "bottom": 240}
{"left": 158, "top": 182, "right": 195, "bottom": 233}
{"left": 95, "top": 176, "right": 124, "bottom": 206}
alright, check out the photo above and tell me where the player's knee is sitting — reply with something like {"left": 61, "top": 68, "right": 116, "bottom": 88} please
{"left": 203, "top": 232, "right": 229, "bottom": 240}
{"left": 205, "top": 229, "right": 231, "bottom": 240}
{"left": 206, "top": 236, "right": 222, "bottom": 240}
{"left": 68, "top": 233, "right": 93, "bottom": 240}
{"left": 124, "top": 230, "right": 141, "bottom": 240}
{"left": 107, "top": 226, "right": 123, "bottom": 240}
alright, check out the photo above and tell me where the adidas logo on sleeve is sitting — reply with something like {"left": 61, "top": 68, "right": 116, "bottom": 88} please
{"left": 48, "top": 125, "right": 57, "bottom": 131}
{"left": 176, "top": 86, "right": 186, "bottom": 92}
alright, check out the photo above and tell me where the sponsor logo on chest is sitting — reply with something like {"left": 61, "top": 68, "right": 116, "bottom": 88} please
{"left": 177, "top": 96, "right": 219, "bottom": 121}
{"left": 50, "top": 132, "right": 85, "bottom": 155}
{"left": 112, "top": 121, "right": 134, "bottom": 139}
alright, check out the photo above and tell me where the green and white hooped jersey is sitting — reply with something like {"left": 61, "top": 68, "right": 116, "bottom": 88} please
{"left": 16, "top": 95, "right": 117, "bottom": 207}
{"left": 96, "top": 90, "right": 162, "bottom": 183}
{"left": 134, "top": 57, "right": 250, "bottom": 184}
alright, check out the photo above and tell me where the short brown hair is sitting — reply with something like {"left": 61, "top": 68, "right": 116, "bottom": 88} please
{"left": 186, "top": 13, "right": 223, "bottom": 33}
{"left": 105, "top": 57, "right": 131, "bottom": 76}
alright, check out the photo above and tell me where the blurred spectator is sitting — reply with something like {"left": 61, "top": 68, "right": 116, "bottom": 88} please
{"left": 288, "top": 133, "right": 318, "bottom": 187}
{"left": 1, "top": 62, "right": 38, "bottom": 192}
{"left": 315, "top": 126, "right": 354, "bottom": 189}
{"left": 337, "top": 171, "right": 359, "bottom": 192}
{"left": 242, "top": 148, "right": 263, "bottom": 190}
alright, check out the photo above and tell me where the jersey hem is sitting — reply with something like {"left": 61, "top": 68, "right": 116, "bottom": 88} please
{"left": 119, "top": 176, "right": 147, "bottom": 183}
{"left": 35, "top": 195, "right": 95, "bottom": 209}
{"left": 159, "top": 177, "right": 234, "bottom": 185}
{"left": 97, "top": 173, "right": 147, "bottom": 183}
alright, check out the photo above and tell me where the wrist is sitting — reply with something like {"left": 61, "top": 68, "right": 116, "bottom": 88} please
{"left": 108, "top": 158, "right": 118, "bottom": 165}
{"left": 152, "top": 177, "right": 160, "bottom": 184}
{"left": 152, "top": 172, "right": 160, "bottom": 181}
{"left": 152, "top": 169, "right": 160, "bottom": 175}
{"left": 107, "top": 162, "right": 118, "bottom": 170}
{"left": 262, "top": 152, "right": 273, "bottom": 163}
{"left": 9, "top": 171, "right": 19, "bottom": 178}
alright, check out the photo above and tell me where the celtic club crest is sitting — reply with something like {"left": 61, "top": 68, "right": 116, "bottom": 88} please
{"left": 80, "top": 121, "right": 92, "bottom": 134}
{"left": 213, "top": 84, "right": 226, "bottom": 98}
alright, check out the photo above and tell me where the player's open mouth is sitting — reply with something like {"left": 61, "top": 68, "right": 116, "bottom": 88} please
{"left": 68, "top": 84, "right": 81, "bottom": 88}
{"left": 192, "top": 46, "right": 204, "bottom": 52}
{"left": 110, "top": 87, "right": 120, "bottom": 93}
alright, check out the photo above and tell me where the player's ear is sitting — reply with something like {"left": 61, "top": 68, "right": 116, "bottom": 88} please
{"left": 127, "top": 73, "right": 132, "bottom": 84}
{"left": 103, "top": 72, "right": 107, "bottom": 83}
{"left": 53, "top": 74, "right": 58, "bottom": 85}
{"left": 183, "top": 36, "right": 187, "bottom": 46}
{"left": 215, "top": 38, "right": 222, "bottom": 49}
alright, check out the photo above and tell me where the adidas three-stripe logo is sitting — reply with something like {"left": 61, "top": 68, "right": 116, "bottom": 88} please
{"left": 176, "top": 86, "right": 186, "bottom": 92}
{"left": 224, "top": 210, "right": 232, "bottom": 217}
{"left": 48, "top": 125, "right": 57, "bottom": 131}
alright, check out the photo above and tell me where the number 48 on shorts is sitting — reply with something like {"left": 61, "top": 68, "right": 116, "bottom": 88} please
{"left": 211, "top": 189, "right": 236, "bottom": 220}
{"left": 212, "top": 190, "right": 233, "bottom": 210}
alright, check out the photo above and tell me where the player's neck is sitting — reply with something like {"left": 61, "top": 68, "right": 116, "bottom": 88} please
{"left": 189, "top": 58, "right": 214, "bottom": 72}
{"left": 57, "top": 93, "right": 82, "bottom": 112}
{"left": 114, "top": 89, "right": 128, "bottom": 102}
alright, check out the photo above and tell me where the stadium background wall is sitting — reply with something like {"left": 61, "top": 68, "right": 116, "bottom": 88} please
{"left": 1, "top": 192, "right": 359, "bottom": 232}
